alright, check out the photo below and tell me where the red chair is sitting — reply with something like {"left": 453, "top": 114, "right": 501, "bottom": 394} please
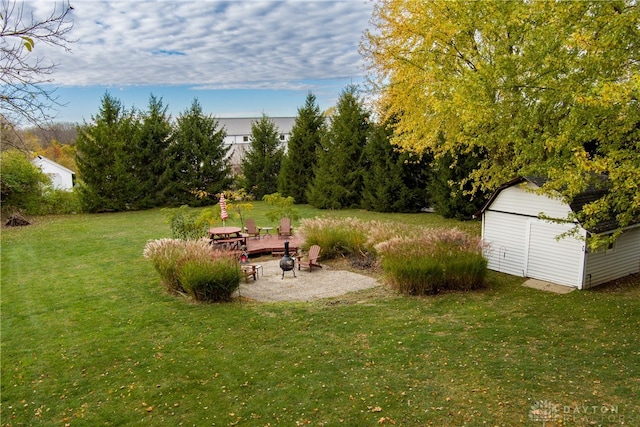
{"left": 297, "top": 245, "right": 322, "bottom": 272}
{"left": 243, "top": 219, "right": 261, "bottom": 239}
{"left": 277, "top": 217, "right": 293, "bottom": 238}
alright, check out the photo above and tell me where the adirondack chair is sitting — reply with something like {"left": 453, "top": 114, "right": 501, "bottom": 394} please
{"left": 243, "top": 218, "right": 261, "bottom": 239}
{"left": 297, "top": 245, "right": 322, "bottom": 272}
{"left": 277, "top": 217, "right": 293, "bottom": 238}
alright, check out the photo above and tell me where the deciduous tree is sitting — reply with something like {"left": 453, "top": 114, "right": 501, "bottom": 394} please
{"left": 363, "top": 0, "right": 640, "bottom": 243}
{"left": 0, "top": 148, "right": 49, "bottom": 214}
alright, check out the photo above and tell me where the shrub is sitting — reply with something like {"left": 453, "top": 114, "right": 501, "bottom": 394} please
{"left": 296, "top": 218, "right": 488, "bottom": 295}
{"left": 178, "top": 254, "right": 239, "bottom": 302}
{"left": 163, "top": 206, "right": 209, "bottom": 240}
{"left": 143, "top": 238, "right": 193, "bottom": 294}
{"left": 383, "top": 255, "right": 443, "bottom": 295}
{"left": 262, "top": 192, "right": 300, "bottom": 222}
{"left": 143, "top": 239, "right": 240, "bottom": 302}
{"left": 376, "top": 228, "right": 487, "bottom": 295}
{"left": 37, "top": 188, "right": 82, "bottom": 214}
{"left": 443, "top": 253, "right": 488, "bottom": 291}
{"left": 0, "top": 150, "right": 49, "bottom": 216}
{"left": 299, "top": 217, "right": 374, "bottom": 259}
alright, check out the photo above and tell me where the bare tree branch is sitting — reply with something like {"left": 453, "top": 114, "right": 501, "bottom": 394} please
{"left": 0, "top": 0, "right": 74, "bottom": 150}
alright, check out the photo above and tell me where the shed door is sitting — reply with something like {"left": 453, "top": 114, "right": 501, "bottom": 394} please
{"left": 525, "top": 220, "right": 584, "bottom": 287}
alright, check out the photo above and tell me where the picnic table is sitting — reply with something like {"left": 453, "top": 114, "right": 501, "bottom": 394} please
{"left": 209, "top": 226, "right": 245, "bottom": 250}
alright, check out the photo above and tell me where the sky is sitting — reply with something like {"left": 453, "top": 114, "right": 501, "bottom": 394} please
{"left": 26, "top": 0, "right": 376, "bottom": 124}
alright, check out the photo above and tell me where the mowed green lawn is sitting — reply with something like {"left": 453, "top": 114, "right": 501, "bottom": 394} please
{"left": 2, "top": 205, "right": 639, "bottom": 426}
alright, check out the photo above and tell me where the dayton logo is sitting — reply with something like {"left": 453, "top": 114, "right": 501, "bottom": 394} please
{"left": 529, "top": 400, "right": 559, "bottom": 426}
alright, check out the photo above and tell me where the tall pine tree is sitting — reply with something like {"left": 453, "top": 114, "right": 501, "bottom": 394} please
{"left": 161, "top": 99, "right": 231, "bottom": 206}
{"left": 429, "top": 148, "right": 488, "bottom": 220}
{"left": 278, "top": 92, "right": 325, "bottom": 203}
{"left": 362, "top": 119, "right": 430, "bottom": 212}
{"left": 241, "top": 114, "right": 284, "bottom": 200}
{"left": 75, "top": 92, "right": 139, "bottom": 212}
{"left": 308, "top": 86, "right": 370, "bottom": 209}
{"left": 130, "top": 94, "right": 172, "bottom": 209}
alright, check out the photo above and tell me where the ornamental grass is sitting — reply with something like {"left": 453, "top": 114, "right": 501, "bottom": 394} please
{"left": 300, "top": 218, "right": 487, "bottom": 295}
{"left": 299, "top": 217, "right": 406, "bottom": 259}
{"left": 299, "top": 217, "right": 371, "bottom": 258}
{"left": 143, "top": 238, "right": 240, "bottom": 302}
{"left": 376, "top": 228, "right": 487, "bottom": 295}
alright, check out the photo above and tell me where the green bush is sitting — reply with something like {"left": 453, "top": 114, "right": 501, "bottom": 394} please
{"left": 443, "top": 253, "right": 488, "bottom": 291}
{"left": 178, "top": 256, "right": 240, "bottom": 302}
{"left": 0, "top": 150, "right": 50, "bottom": 216}
{"left": 299, "top": 217, "right": 373, "bottom": 259}
{"left": 143, "top": 238, "right": 240, "bottom": 302}
{"left": 163, "top": 206, "right": 209, "bottom": 240}
{"left": 298, "top": 218, "right": 488, "bottom": 295}
{"left": 376, "top": 228, "right": 487, "bottom": 295}
{"left": 37, "top": 188, "right": 82, "bottom": 215}
{"left": 143, "top": 238, "right": 192, "bottom": 294}
{"left": 382, "top": 255, "right": 443, "bottom": 295}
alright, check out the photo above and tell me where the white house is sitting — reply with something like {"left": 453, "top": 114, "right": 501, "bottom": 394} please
{"left": 217, "top": 117, "right": 296, "bottom": 173}
{"left": 30, "top": 155, "right": 76, "bottom": 191}
{"left": 477, "top": 177, "right": 640, "bottom": 289}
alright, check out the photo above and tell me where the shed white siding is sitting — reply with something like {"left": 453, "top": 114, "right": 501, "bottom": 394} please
{"left": 481, "top": 178, "right": 639, "bottom": 289}
{"left": 482, "top": 182, "right": 579, "bottom": 280}
{"left": 583, "top": 227, "right": 640, "bottom": 288}
{"left": 483, "top": 211, "right": 529, "bottom": 276}
{"left": 483, "top": 211, "right": 586, "bottom": 287}
{"left": 488, "top": 184, "right": 572, "bottom": 219}
{"left": 525, "top": 219, "right": 586, "bottom": 287}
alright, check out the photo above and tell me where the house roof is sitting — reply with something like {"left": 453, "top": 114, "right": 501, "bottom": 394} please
{"left": 31, "top": 155, "right": 76, "bottom": 175}
{"left": 477, "top": 176, "right": 629, "bottom": 234}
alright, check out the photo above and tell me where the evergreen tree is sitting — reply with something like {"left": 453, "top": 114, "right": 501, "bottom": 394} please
{"left": 308, "top": 86, "right": 370, "bottom": 209}
{"left": 278, "top": 92, "right": 325, "bottom": 203}
{"left": 429, "top": 148, "right": 488, "bottom": 220}
{"left": 161, "top": 99, "right": 231, "bottom": 206}
{"left": 362, "top": 120, "right": 429, "bottom": 212}
{"left": 241, "top": 114, "right": 284, "bottom": 200}
{"left": 75, "top": 92, "right": 139, "bottom": 212}
{"left": 130, "top": 95, "right": 172, "bottom": 209}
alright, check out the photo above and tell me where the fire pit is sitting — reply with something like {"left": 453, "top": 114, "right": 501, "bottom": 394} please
{"left": 279, "top": 241, "right": 296, "bottom": 279}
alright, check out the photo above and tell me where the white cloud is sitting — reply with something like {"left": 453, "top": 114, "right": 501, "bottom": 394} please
{"left": 30, "top": 0, "right": 374, "bottom": 90}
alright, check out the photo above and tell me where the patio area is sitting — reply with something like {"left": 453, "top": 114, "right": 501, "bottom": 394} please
{"left": 235, "top": 259, "right": 380, "bottom": 302}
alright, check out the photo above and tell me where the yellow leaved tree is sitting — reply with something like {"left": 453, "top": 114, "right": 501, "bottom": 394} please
{"left": 362, "top": 0, "right": 640, "bottom": 247}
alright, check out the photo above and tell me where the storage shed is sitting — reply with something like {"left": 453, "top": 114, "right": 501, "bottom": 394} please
{"left": 31, "top": 155, "right": 76, "bottom": 191}
{"left": 477, "top": 177, "right": 639, "bottom": 289}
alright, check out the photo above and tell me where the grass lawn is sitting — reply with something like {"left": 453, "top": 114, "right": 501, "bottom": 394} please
{"left": 1, "top": 204, "right": 639, "bottom": 426}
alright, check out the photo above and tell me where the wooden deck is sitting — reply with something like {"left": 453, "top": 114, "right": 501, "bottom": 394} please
{"left": 243, "top": 234, "right": 304, "bottom": 257}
